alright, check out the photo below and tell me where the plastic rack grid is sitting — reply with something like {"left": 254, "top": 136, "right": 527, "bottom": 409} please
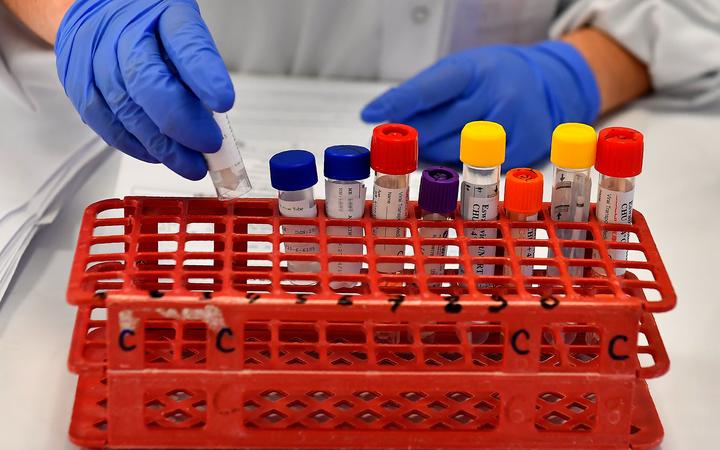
{"left": 65, "top": 196, "right": 675, "bottom": 449}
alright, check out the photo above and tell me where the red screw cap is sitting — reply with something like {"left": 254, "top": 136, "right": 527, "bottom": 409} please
{"left": 595, "top": 127, "right": 644, "bottom": 178}
{"left": 370, "top": 123, "right": 418, "bottom": 175}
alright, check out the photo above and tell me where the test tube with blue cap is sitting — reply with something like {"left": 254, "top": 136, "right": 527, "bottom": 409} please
{"left": 269, "top": 150, "right": 320, "bottom": 280}
{"left": 324, "top": 145, "right": 370, "bottom": 289}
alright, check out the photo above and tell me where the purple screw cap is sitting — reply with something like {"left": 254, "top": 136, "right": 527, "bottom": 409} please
{"left": 418, "top": 166, "right": 460, "bottom": 214}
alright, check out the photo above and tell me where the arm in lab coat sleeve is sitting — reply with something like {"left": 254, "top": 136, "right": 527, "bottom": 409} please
{"left": 551, "top": 0, "right": 720, "bottom": 107}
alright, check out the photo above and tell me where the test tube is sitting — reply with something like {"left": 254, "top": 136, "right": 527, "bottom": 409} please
{"left": 324, "top": 145, "right": 371, "bottom": 289}
{"left": 548, "top": 123, "right": 597, "bottom": 277}
{"left": 459, "top": 121, "right": 505, "bottom": 277}
{"left": 269, "top": 150, "right": 321, "bottom": 280}
{"left": 205, "top": 113, "right": 252, "bottom": 199}
{"left": 370, "top": 124, "right": 418, "bottom": 274}
{"left": 593, "top": 127, "right": 644, "bottom": 276}
{"left": 503, "top": 168, "right": 544, "bottom": 277}
{"left": 418, "top": 167, "right": 460, "bottom": 282}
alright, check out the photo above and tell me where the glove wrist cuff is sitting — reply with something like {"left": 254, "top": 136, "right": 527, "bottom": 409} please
{"left": 535, "top": 40, "right": 601, "bottom": 123}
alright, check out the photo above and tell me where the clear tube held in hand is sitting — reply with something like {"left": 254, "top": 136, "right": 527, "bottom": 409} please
{"left": 206, "top": 113, "right": 252, "bottom": 200}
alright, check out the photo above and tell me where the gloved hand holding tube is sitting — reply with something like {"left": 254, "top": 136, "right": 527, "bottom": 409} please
{"left": 361, "top": 42, "right": 600, "bottom": 168}
{"left": 55, "top": 0, "right": 249, "bottom": 192}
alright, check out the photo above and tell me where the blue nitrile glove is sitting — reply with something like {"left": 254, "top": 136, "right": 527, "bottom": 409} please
{"left": 361, "top": 42, "right": 600, "bottom": 168}
{"left": 55, "top": 0, "right": 234, "bottom": 180}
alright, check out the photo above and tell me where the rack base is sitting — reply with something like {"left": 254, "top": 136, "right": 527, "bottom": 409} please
{"left": 69, "top": 372, "right": 662, "bottom": 450}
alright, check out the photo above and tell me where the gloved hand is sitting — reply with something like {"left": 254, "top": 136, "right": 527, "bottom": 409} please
{"left": 55, "top": 0, "right": 234, "bottom": 180}
{"left": 361, "top": 41, "right": 600, "bottom": 168}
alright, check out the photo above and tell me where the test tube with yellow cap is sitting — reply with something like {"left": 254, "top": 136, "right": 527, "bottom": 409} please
{"left": 548, "top": 123, "right": 597, "bottom": 277}
{"left": 459, "top": 121, "right": 505, "bottom": 277}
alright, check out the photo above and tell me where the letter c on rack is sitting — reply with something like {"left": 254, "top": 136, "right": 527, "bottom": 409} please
{"left": 608, "top": 335, "right": 629, "bottom": 361}
{"left": 118, "top": 329, "right": 136, "bottom": 351}
{"left": 511, "top": 329, "right": 530, "bottom": 355}
{"left": 216, "top": 327, "right": 235, "bottom": 353}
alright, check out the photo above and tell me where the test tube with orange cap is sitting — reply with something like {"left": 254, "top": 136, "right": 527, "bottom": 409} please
{"left": 370, "top": 123, "right": 419, "bottom": 274}
{"left": 503, "top": 168, "right": 544, "bottom": 277}
{"left": 593, "top": 127, "right": 644, "bottom": 275}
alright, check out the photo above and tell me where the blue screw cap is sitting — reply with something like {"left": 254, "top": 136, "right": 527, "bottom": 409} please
{"left": 324, "top": 145, "right": 371, "bottom": 181}
{"left": 269, "top": 150, "right": 318, "bottom": 191}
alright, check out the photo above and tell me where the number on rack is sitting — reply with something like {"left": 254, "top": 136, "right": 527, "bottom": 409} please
{"left": 489, "top": 294, "right": 508, "bottom": 313}
{"left": 444, "top": 295, "right": 462, "bottom": 314}
{"left": 388, "top": 295, "right": 405, "bottom": 312}
{"left": 540, "top": 295, "right": 560, "bottom": 309}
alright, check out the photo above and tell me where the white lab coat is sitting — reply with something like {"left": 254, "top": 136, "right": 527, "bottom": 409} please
{"left": 196, "top": 0, "right": 559, "bottom": 80}
{"left": 551, "top": 0, "right": 720, "bottom": 107}
{"left": 0, "top": 0, "right": 719, "bottom": 146}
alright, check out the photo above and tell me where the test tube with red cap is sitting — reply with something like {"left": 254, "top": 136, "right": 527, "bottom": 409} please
{"left": 418, "top": 166, "right": 460, "bottom": 281}
{"left": 370, "top": 124, "right": 419, "bottom": 274}
{"left": 503, "top": 168, "right": 544, "bottom": 277}
{"left": 593, "top": 127, "right": 644, "bottom": 275}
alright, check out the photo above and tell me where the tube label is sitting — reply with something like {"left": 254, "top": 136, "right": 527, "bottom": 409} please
{"left": 594, "top": 187, "right": 634, "bottom": 275}
{"left": 507, "top": 214, "right": 538, "bottom": 277}
{"left": 325, "top": 181, "right": 366, "bottom": 280}
{"left": 549, "top": 171, "right": 591, "bottom": 276}
{"left": 372, "top": 184, "right": 409, "bottom": 273}
{"left": 325, "top": 181, "right": 366, "bottom": 219}
{"left": 420, "top": 226, "right": 448, "bottom": 280}
{"left": 279, "top": 198, "right": 320, "bottom": 261}
{"left": 460, "top": 182, "right": 499, "bottom": 276}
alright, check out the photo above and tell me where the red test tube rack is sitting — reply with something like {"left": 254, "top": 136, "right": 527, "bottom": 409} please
{"left": 65, "top": 196, "right": 675, "bottom": 449}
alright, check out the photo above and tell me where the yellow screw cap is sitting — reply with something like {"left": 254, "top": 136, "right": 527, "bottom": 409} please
{"left": 550, "top": 123, "right": 597, "bottom": 169}
{"left": 459, "top": 121, "right": 506, "bottom": 168}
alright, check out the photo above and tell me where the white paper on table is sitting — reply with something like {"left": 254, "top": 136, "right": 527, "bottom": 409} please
{"left": 0, "top": 139, "right": 106, "bottom": 300}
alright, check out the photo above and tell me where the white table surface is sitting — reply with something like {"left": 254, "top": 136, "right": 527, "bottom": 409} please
{"left": 1, "top": 77, "right": 719, "bottom": 449}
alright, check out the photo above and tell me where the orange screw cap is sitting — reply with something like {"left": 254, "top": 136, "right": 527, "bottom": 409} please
{"left": 504, "top": 168, "right": 544, "bottom": 215}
